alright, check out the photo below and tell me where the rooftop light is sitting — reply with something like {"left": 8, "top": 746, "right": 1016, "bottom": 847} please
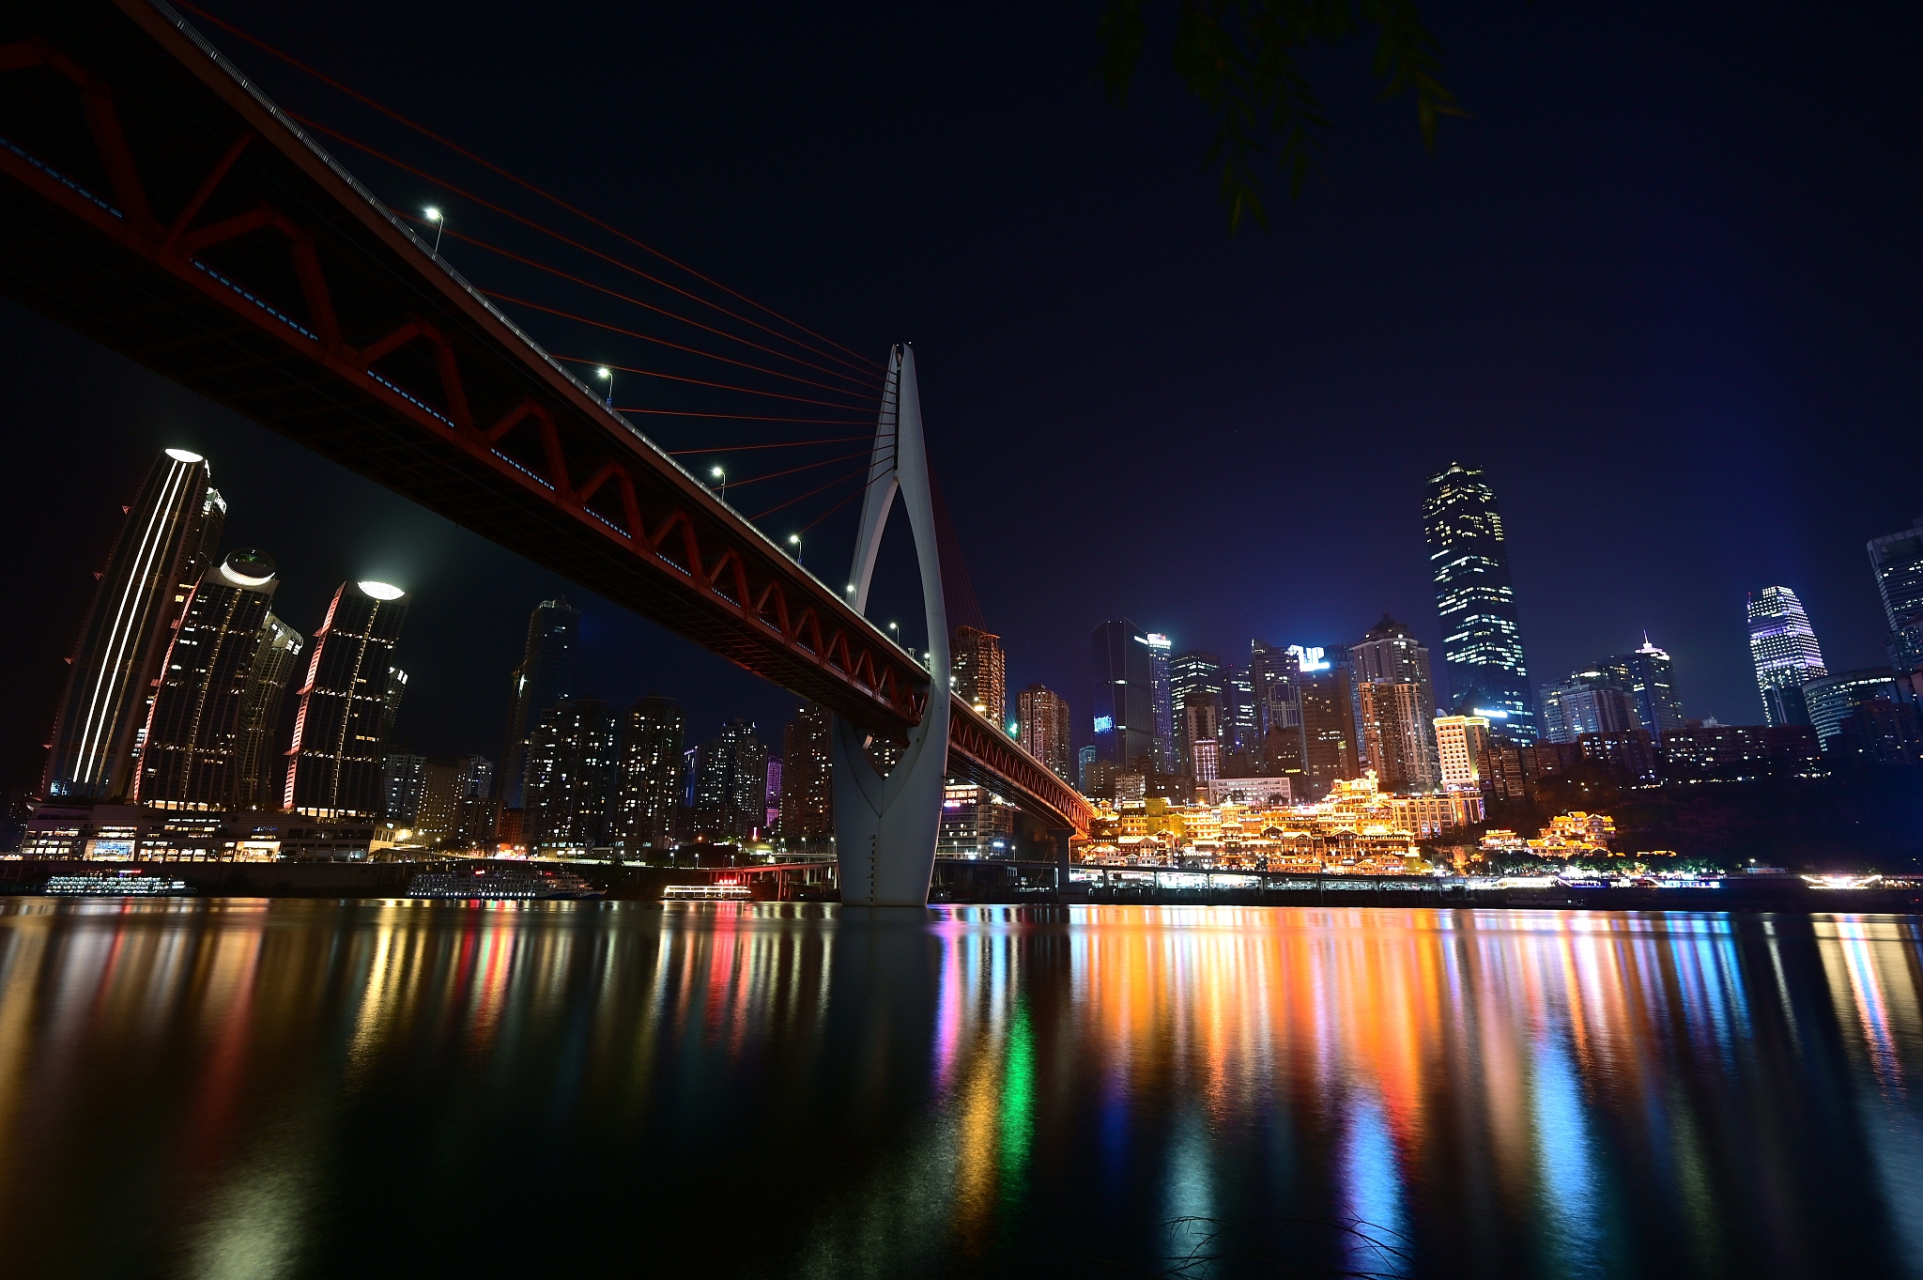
{"left": 358, "top": 581, "right": 405, "bottom": 600}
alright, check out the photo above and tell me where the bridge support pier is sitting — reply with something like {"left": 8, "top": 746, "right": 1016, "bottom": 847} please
{"left": 833, "top": 346, "right": 950, "bottom": 908}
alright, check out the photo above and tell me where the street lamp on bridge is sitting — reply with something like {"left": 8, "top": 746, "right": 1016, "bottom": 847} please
{"left": 787, "top": 533, "right": 802, "bottom": 566}
{"left": 710, "top": 465, "right": 727, "bottom": 501}
{"left": 596, "top": 366, "right": 613, "bottom": 408}
{"left": 423, "top": 206, "right": 445, "bottom": 255}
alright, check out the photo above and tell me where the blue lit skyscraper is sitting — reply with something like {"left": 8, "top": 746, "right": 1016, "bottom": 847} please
{"left": 1423, "top": 463, "right": 1535, "bottom": 741}
{"left": 1090, "top": 620, "right": 1154, "bottom": 767}
{"left": 1746, "top": 586, "right": 1827, "bottom": 727}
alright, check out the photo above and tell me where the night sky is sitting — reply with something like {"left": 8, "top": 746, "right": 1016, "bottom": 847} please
{"left": 3, "top": 0, "right": 1920, "bottom": 792}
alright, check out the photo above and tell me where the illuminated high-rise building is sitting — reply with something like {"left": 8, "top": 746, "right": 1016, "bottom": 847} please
{"left": 1182, "top": 699, "right": 1221, "bottom": 782}
{"left": 951, "top": 626, "right": 1007, "bottom": 724}
{"left": 524, "top": 697, "right": 617, "bottom": 851}
{"left": 382, "top": 752, "right": 426, "bottom": 825}
{"left": 44, "top": 448, "right": 222, "bottom": 800}
{"left": 1596, "top": 636, "right": 1686, "bottom": 737}
{"left": 284, "top": 581, "right": 409, "bottom": 819}
{"left": 1358, "top": 680, "right": 1435, "bottom": 793}
{"left": 1423, "top": 463, "right": 1535, "bottom": 739}
{"left": 1347, "top": 615, "right": 1441, "bottom": 788}
{"left": 1868, "top": 518, "right": 1923, "bottom": 672}
{"left": 1169, "top": 649, "right": 1226, "bottom": 774}
{"left": 133, "top": 549, "right": 280, "bottom": 810}
{"left": 609, "top": 696, "right": 685, "bottom": 850}
{"left": 1433, "top": 714, "right": 1492, "bottom": 789}
{"left": 1090, "top": 620, "right": 1154, "bottom": 767}
{"left": 498, "top": 597, "right": 580, "bottom": 809}
{"left": 1540, "top": 668, "right": 1640, "bottom": 743}
{"left": 234, "top": 615, "right": 301, "bottom": 810}
{"left": 1746, "top": 586, "right": 1827, "bottom": 727}
{"left": 1225, "top": 666, "right": 1256, "bottom": 753}
{"left": 778, "top": 703, "right": 832, "bottom": 841}
{"left": 414, "top": 755, "right": 493, "bottom": 848}
{"left": 1296, "top": 661, "right": 1358, "bottom": 800}
{"left": 1145, "top": 633, "right": 1175, "bottom": 770}
{"left": 1017, "top": 684, "right": 1073, "bottom": 783}
{"left": 692, "top": 719, "right": 769, "bottom": 841}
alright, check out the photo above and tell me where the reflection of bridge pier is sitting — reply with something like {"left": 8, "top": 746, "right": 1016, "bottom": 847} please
{"left": 0, "top": 0, "right": 1087, "bottom": 905}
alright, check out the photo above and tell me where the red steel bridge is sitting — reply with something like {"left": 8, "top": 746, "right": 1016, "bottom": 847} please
{"left": 0, "top": 0, "right": 1090, "bottom": 844}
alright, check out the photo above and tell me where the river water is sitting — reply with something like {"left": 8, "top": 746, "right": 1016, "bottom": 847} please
{"left": 0, "top": 900, "right": 1919, "bottom": 1279}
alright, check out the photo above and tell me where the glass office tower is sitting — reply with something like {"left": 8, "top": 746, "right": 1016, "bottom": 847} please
{"left": 1746, "top": 586, "right": 1827, "bottom": 727}
{"left": 1423, "top": 463, "right": 1535, "bottom": 741}
{"left": 1090, "top": 620, "right": 1155, "bottom": 768}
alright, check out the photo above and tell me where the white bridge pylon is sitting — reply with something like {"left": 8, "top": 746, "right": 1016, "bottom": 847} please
{"left": 831, "top": 345, "right": 951, "bottom": 907}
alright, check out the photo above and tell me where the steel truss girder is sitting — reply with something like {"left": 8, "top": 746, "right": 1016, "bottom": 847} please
{"left": 0, "top": 2, "right": 929, "bottom": 738}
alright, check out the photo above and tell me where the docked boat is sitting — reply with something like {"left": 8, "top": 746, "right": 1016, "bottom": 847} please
{"left": 407, "top": 863, "right": 605, "bottom": 900}
{"left": 43, "top": 869, "right": 194, "bottom": 897}
{"left": 662, "top": 882, "right": 753, "bottom": 901}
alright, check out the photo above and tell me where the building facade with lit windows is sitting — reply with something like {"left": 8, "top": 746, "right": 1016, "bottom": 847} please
{"left": 778, "top": 702, "right": 833, "bottom": 841}
{"left": 1433, "top": 714, "right": 1492, "bottom": 789}
{"left": 1090, "top": 620, "right": 1155, "bottom": 767}
{"left": 1144, "top": 633, "right": 1175, "bottom": 770}
{"left": 133, "top": 549, "right": 281, "bottom": 810}
{"left": 523, "top": 697, "right": 617, "bottom": 851}
{"left": 938, "top": 782, "right": 1016, "bottom": 858}
{"left": 1597, "top": 637, "right": 1686, "bottom": 736}
{"left": 1746, "top": 586, "right": 1827, "bottom": 727}
{"left": 233, "top": 615, "right": 301, "bottom": 810}
{"left": 1540, "top": 669, "right": 1641, "bottom": 743}
{"left": 1016, "top": 684, "right": 1074, "bottom": 783}
{"left": 613, "top": 695, "right": 686, "bottom": 849}
{"left": 497, "top": 597, "right": 580, "bottom": 810}
{"left": 1868, "top": 518, "right": 1923, "bottom": 672}
{"left": 1423, "top": 462, "right": 1536, "bottom": 740}
{"left": 44, "top": 448, "right": 223, "bottom": 801}
{"left": 951, "top": 626, "right": 1007, "bottom": 725}
{"left": 284, "top": 580, "right": 410, "bottom": 819}
{"left": 691, "top": 719, "right": 769, "bottom": 841}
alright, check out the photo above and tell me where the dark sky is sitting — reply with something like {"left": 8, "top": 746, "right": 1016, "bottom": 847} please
{"left": 3, "top": 0, "right": 1920, "bottom": 790}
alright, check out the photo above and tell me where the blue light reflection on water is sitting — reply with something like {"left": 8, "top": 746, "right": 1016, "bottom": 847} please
{"left": 0, "top": 901, "right": 1919, "bottom": 1278}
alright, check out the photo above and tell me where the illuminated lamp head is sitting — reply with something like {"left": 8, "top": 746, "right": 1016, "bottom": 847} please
{"left": 357, "top": 580, "right": 406, "bottom": 601}
{"left": 165, "top": 447, "right": 205, "bottom": 464}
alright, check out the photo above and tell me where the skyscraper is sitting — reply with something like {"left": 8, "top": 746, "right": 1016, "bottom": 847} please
{"left": 1017, "top": 684, "right": 1073, "bottom": 783}
{"left": 45, "top": 448, "right": 222, "bottom": 800}
{"left": 1144, "top": 633, "right": 1175, "bottom": 771}
{"left": 284, "top": 581, "right": 409, "bottom": 819}
{"left": 1540, "top": 669, "right": 1640, "bottom": 743}
{"left": 1746, "top": 587, "right": 1827, "bottom": 727}
{"left": 382, "top": 752, "right": 427, "bottom": 825}
{"left": 1801, "top": 669, "right": 1899, "bottom": 751}
{"left": 1433, "top": 714, "right": 1493, "bottom": 789}
{"left": 1225, "top": 666, "right": 1256, "bottom": 753}
{"left": 1347, "top": 615, "right": 1442, "bottom": 789}
{"left": 778, "top": 703, "right": 832, "bottom": 841}
{"left": 1423, "top": 463, "right": 1535, "bottom": 740}
{"left": 498, "top": 598, "right": 581, "bottom": 810}
{"left": 1357, "top": 680, "right": 1436, "bottom": 793}
{"left": 611, "top": 695, "right": 685, "bottom": 850}
{"left": 1597, "top": 636, "right": 1686, "bottom": 737}
{"left": 523, "top": 697, "right": 617, "bottom": 851}
{"left": 692, "top": 720, "right": 769, "bottom": 841}
{"left": 1169, "top": 649, "right": 1226, "bottom": 775}
{"left": 414, "top": 755, "right": 493, "bottom": 849}
{"left": 1868, "top": 518, "right": 1923, "bottom": 672}
{"left": 234, "top": 615, "right": 301, "bottom": 811}
{"left": 951, "top": 626, "right": 1007, "bottom": 725}
{"left": 133, "top": 548, "right": 279, "bottom": 809}
{"left": 1296, "top": 664, "right": 1359, "bottom": 800}
{"left": 1090, "top": 621, "right": 1155, "bottom": 768}
{"left": 1249, "top": 641, "right": 1298, "bottom": 770}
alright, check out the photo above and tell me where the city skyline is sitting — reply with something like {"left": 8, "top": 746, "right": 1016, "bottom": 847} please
{"left": 0, "top": 0, "right": 1918, "bottom": 803}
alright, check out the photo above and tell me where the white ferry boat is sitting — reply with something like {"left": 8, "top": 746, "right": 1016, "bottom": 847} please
{"left": 407, "top": 863, "right": 605, "bottom": 900}
{"left": 44, "top": 868, "right": 194, "bottom": 897}
{"left": 662, "top": 882, "right": 753, "bottom": 901}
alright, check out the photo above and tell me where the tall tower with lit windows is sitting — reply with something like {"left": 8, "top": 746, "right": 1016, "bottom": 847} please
{"left": 1423, "top": 463, "right": 1535, "bottom": 740}
{"left": 44, "top": 448, "right": 223, "bottom": 801}
{"left": 284, "top": 580, "right": 410, "bottom": 818}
